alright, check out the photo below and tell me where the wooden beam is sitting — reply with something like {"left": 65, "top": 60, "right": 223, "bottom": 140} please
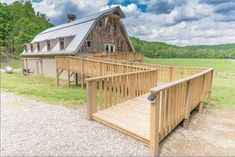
{"left": 56, "top": 69, "right": 64, "bottom": 86}
{"left": 183, "top": 80, "right": 192, "bottom": 130}
{"left": 208, "top": 70, "right": 214, "bottom": 106}
{"left": 199, "top": 74, "right": 206, "bottom": 113}
{"left": 87, "top": 81, "right": 97, "bottom": 120}
{"left": 68, "top": 71, "right": 70, "bottom": 87}
{"left": 56, "top": 69, "right": 59, "bottom": 86}
{"left": 150, "top": 91, "right": 160, "bottom": 156}
{"left": 75, "top": 73, "right": 78, "bottom": 86}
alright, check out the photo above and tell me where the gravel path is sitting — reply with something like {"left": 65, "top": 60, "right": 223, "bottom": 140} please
{"left": 1, "top": 91, "right": 235, "bottom": 156}
{"left": 1, "top": 92, "right": 150, "bottom": 156}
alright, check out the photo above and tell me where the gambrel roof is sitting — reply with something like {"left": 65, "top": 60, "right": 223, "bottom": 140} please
{"left": 21, "top": 6, "right": 134, "bottom": 56}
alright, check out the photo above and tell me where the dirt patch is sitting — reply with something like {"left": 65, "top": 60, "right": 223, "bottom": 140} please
{"left": 160, "top": 105, "right": 235, "bottom": 156}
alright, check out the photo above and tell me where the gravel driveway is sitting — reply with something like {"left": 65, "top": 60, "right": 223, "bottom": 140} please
{"left": 1, "top": 92, "right": 150, "bottom": 156}
{"left": 1, "top": 91, "right": 235, "bottom": 156}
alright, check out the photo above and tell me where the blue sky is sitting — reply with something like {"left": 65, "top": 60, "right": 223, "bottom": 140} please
{"left": 3, "top": 0, "right": 235, "bottom": 46}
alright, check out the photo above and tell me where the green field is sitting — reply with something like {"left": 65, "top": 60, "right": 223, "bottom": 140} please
{"left": 144, "top": 58, "right": 235, "bottom": 72}
{"left": 212, "top": 78, "right": 235, "bottom": 107}
{"left": 1, "top": 73, "right": 86, "bottom": 106}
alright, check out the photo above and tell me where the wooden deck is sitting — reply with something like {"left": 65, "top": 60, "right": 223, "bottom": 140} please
{"left": 92, "top": 93, "right": 151, "bottom": 145}
{"left": 55, "top": 55, "right": 214, "bottom": 156}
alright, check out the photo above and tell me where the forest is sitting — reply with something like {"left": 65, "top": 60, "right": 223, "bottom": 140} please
{"left": 0, "top": 1, "right": 235, "bottom": 60}
{"left": 131, "top": 37, "right": 235, "bottom": 59}
{"left": 0, "top": 1, "right": 52, "bottom": 59}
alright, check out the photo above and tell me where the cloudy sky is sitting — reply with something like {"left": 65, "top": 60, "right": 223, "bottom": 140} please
{"left": 3, "top": 0, "right": 235, "bottom": 46}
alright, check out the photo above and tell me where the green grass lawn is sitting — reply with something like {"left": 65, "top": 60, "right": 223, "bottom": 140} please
{"left": 145, "top": 58, "right": 235, "bottom": 108}
{"left": 1, "top": 59, "right": 21, "bottom": 69}
{"left": 1, "top": 72, "right": 86, "bottom": 106}
{"left": 144, "top": 58, "right": 235, "bottom": 72}
{"left": 212, "top": 78, "right": 235, "bottom": 108}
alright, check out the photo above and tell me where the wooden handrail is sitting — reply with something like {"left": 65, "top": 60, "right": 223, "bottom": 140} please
{"left": 150, "top": 68, "right": 214, "bottom": 93}
{"left": 93, "top": 52, "right": 144, "bottom": 62}
{"left": 149, "top": 68, "right": 214, "bottom": 155}
{"left": 85, "top": 69, "right": 157, "bottom": 81}
{"left": 86, "top": 69, "right": 158, "bottom": 120}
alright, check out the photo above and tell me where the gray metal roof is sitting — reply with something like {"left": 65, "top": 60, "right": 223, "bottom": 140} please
{"left": 21, "top": 6, "right": 134, "bottom": 56}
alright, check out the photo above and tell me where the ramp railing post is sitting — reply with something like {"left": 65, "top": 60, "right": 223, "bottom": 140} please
{"left": 199, "top": 74, "right": 206, "bottom": 113}
{"left": 149, "top": 91, "right": 160, "bottom": 156}
{"left": 87, "top": 81, "right": 97, "bottom": 120}
{"left": 183, "top": 80, "right": 192, "bottom": 129}
{"left": 208, "top": 70, "right": 214, "bottom": 106}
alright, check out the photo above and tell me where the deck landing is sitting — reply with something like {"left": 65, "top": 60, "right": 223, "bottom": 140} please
{"left": 92, "top": 93, "right": 151, "bottom": 145}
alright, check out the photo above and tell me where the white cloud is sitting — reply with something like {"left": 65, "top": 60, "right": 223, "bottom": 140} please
{"left": 119, "top": 2, "right": 235, "bottom": 45}
{"left": 2, "top": 0, "right": 235, "bottom": 45}
{"left": 32, "top": 0, "right": 108, "bottom": 24}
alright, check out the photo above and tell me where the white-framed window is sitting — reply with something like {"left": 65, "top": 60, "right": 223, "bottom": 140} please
{"left": 46, "top": 40, "right": 51, "bottom": 51}
{"left": 59, "top": 38, "right": 65, "bottom": 50}
{"left": 30, "top": 44, "right": 33, "bottom": 52}
{"left": 105, "top": 44, "right": 115, "bottom": 52}
{"left": 37, "top": 42, "right": 40, "bottom": 52}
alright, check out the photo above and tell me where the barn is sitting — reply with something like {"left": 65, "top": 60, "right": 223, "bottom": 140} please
{"left": 21, "top": 6, "right": 135, "bottom": 78}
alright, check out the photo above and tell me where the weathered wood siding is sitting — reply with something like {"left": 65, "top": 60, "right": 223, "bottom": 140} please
{"left": 79, "top": 15, "right": 133, "bottom": 54}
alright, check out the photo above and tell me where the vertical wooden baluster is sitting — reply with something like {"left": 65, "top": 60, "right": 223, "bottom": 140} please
{"left": 104, "top": 79, "right": 107, "bottom": 109}
{"left": 99, "top": 79, "right": 103, "bottom": 111}
{"left": 109, "top": 77, "right": 112, "bottom": 107}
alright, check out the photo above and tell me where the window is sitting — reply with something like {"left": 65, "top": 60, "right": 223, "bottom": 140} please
{"left": 37, "top": 42, "right": 40, "bottom": 52}
{"left": 105, "top": 45, "right": 109, "bottom": 52}
{"left": 98, "top": 20, "right": 102, "bottom": 27}
{"left": 110, "top": 45, "right": 114, "bottom": 52}
{"left": 59, "top": 38, "right": 65, "bottom": 50}
{"left": 106, "top": 24, "right": 111, "bottom": 33}
{"left": 87, "top": 40, "right": 91, "bottom": 48}
{"left": 105, "top": 44, "right": 115, "bottom": 52}
{"left": 46, "top": 40, "right": 51, "bottom": 51}
{"left": 24, "top": 45, "right": 28, "bottom": 52}
{"left": 30, "top": 44, "right": 33, "bottom": 52}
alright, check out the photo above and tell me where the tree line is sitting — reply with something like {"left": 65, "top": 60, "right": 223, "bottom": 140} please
{"left": 131, "top": 37, "right": 235, "bottom": 59}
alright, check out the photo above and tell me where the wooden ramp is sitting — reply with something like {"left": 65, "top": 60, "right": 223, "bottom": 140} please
{"left": 92, "top": 93, "right": 151, "bottom": 145}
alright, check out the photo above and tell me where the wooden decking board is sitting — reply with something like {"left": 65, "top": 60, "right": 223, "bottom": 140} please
{"left": 117, "top": 103, "right": 150, "bottom": 116}
{"left": 92, "top": 116, "right": 150, "bottom": 146}
{"left": 93, "top": 111, "right": 149, "bottom": 140}
{"left": 98, "top": 109, "right": 149, "bottom": 134}
{"left": 106, "top": 105, "right": 150, "bottom": 123}
{"left": 92, "top": 93, "right": 151, "bottom": 143}
{"left": 103, "top": 107, "right": 150, "bottom": 130}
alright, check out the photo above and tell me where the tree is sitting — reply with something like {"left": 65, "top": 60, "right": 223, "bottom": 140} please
{"left": 0, "top": 1, "right": 53, "bottom": 59}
